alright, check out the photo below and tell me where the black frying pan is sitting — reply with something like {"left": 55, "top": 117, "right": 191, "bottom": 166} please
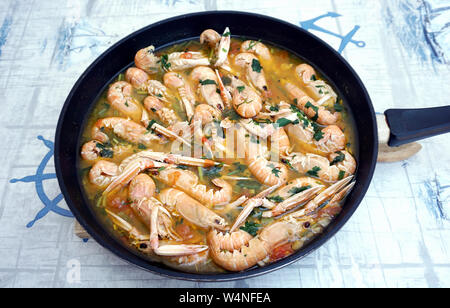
{"left": 54, "top": 11, "right": 450, "bottom": 282}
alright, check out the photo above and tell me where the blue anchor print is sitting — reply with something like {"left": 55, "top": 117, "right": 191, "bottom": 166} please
{"left": 299, "top": 12, "right": 366, "bottom": 54}
{"left": 10, "top": 135, "right": 74, "bottom": 228}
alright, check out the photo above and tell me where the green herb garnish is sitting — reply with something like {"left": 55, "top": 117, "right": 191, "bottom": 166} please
{"left": 307, "top": 166, "right": 321, "bottom": 177}
{"left": 138, "top": 143, "right": 147, "bottom": 150}
{"left": 276, "top": 117, "right": 299, "bottom": 128}
{"left": 288, "top": 185, "right": 312, "bottom": 195}
{"left": 267, "top": 195, "right": 284, "bottom": 203}
{"left": 237, "top": 86, "right": 245, "bottom": 93}
{"left": 160, "top": 54, "right": 171, "bottom": 70}
{"left": 271, "top": 167, "right": 282, "bottom": 178}
{"left": 338, "top": 170, "right": 346, "bottom": 180}
{"left": 251, "top": 59, "right": 262, "bottom": 73}
{"left": 240, "top": 221, "right": 261, "bottom": 236}
{"left": 199, "top": 79, "right": 217, "bottom": 86}
{"left": 330, "top": 151, "right": 345, "bottom": 165}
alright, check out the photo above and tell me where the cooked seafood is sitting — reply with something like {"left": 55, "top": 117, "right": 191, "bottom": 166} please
{"left": 79, "top": 28, "right": 357, "bottom": 273}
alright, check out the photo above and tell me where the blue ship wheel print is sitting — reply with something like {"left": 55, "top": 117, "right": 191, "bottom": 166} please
{"left": 299, "top": 12, "right": 366, "bottom": 53}
{"left": 10, "top": 135, "right": 74, "bottom": 228}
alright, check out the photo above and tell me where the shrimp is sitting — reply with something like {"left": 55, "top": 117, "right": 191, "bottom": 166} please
{"left": 128, "top": 174, "right": 180, "bottom": 245}
{"left": 246, "top": 155, "right": 288, "bottom": 186}
{"left": 208, "top": 176, "right": 355, "bottom": 271}
{"left": 239, "top": 118, "right": 276, "bottom": 139}
{"left": 163, "top": 72, "right": 195, "bottom": 120}
{"left": 230, "top": 76, "right": 262, "bottom": 118}
{"left": 205, "top": 230, "right": 253, "bottom": 252}
{"left": 295, "top": 64, "right": 337, "bottom": 104}
{"left": 193, "top": 104, "right": 221, "bottom": 125}
{"left": 125, "top": 67, "right": 149, "bottom": 91}
{"left": 146, "top": 80, "right": 170, "bottom": 103}
{"left": 270, "top": 127, "right": 291, "bottom": 156}
{"left": 135, "top": 45, "right": 160, "bottom": 73}
{"left": 144, "top": 96, "right": 179, "bottom": 127}
{"left": 284, "top": 150, "right": 356, "bottom": 182}
{"left": 262, "top": 178, "right": 325, "bottom": 217}
{"left": 284, "top": 81, "right": 339, "bottom": 125}
{"left": 200, "top": 27, "right": 231, "bottom": 68}
{"left": 156, "top": 167, "right": 232, "bottom": 207}
{"left": 107, "top": 81, "right": 142, "bottom": 122}
{"left": 191, "top": 66, "right": 224, "bottom": 111}
{"left": 165, "top": 51, "right": 211, "bottom": 71}
{"left": 159, "top": 188, "right": 228, "bottom": 230}
{"left": 89, "top": 160, "right": 119, "bottom": 187}
{"left": 128, "top": 173, "right": 156, "bottom": 202}
{"left": 106, "top": 206, "right": 206, "bottom": 256}
{"left": 235, "top": 53, "right": 269, "bottom": 95}
{"left": 286, "top": 123, "right": 346, "bottom": 154}
{"left": 105, "top": 156, "right": 165, "bottom": 194}
{"left": 81, "top": 140, "right": 104, "bottom": 161}
{"left": 91, "top": 117, "right": 163, "bottom": 146}
{"left": 200, "top": 29, "right": 221, "bottom": 47}
{"left": 241, "top": 40, "right": 272, "bottom": 62}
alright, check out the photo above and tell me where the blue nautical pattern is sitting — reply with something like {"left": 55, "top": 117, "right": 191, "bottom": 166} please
{"left": 299, "top": 12, "right": 366, "bottom": 54}
{"left": 9, "top": 136, "right": 74, "bottom": 228}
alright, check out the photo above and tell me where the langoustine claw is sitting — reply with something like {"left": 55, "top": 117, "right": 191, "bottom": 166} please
{"left": 159, "top": 188, "right": 228, "bottom": 230}
{"left": 208, "top": 176, "right": 355, "bottom": 271}
{"left": 156, "top": 167, "right": 233, "bottom": 207}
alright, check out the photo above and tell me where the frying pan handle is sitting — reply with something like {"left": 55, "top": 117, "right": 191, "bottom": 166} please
{"left": 381, "top": 106, "right": 450, "bottom": 147}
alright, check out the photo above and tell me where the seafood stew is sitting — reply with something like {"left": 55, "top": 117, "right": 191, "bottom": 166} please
{"left": 79, "top": 27, "right": 357, "bottom": 273}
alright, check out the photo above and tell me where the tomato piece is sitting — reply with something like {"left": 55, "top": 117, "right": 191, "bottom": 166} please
{"left": 181, "top": 52, "right": 192, "bottom": 59}
{"left": 175, "top": 223, "right": 193, "bottom": 240}
{"left": 230, "top": 42, "right": 241, "bottom": 55}
{"left": 270, "top": 243, "right": 294, "bottom": 261}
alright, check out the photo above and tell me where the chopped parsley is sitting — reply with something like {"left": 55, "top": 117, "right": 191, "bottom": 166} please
{"left": 305, "top": 101, "right": 319, "bottom": 121}
{"left": 271, "top": 167, "right": 282, "bottom": 178}
{"left": 201, "top": 165, "right": 224, "bottom": 179}
{"left": 222, "top": 108, "right": 241, "bottom": 120}
{"left": 237, "top": 86, "right": 245, "bottom": 93}
{"left": 95, "top": 142, "right": 114, "bottom": 158}
{"left": 247, "top": 40, "right": 258, "bottom": 50}
{"left": 276, "top": 117, "right": 299, "bottom": 128}
{"left": 157, "top": 166, "right": 166, "bottom": 172}
{"left": 267, "top": 195, "right": 284, "bottom": 203}
{"left": 311, "top": 122, "right": 324, "bottom": 141}
{"left": 240, "top": 221, "right": 261, "bottom": 236}
{"left": 269, "top": 105, "right": 280, "bottom": 112}
{"left": 199, "top": 79, "right": 217, "bottom": 86}
{"left": 311, "top": 74, "right": 317, "bottom": 81}
{"left": 334, "top": 102, "right": 344, "bottom": 112}
{"left": 251, "top": 59, "right": 262, "bottom": 73}
{"left": 137, "top": 143, "right": 147, "bottom": 150}
{"left": 228, "top": 162, "right": 247, "bottom": 176}
{"left": 288, "top": 185, "right": 312, "bottom": 195}
{"left": 306, "top": 166, "right": 321, "bottom": 177}
{"left": 147, "top": 119, "right": 157, "bottom": 129}
{"left": 160, "top": 54, "right": 171, "bottom": 70}
{"left": 236, "top": 180, "right": 262, "bottom": 191}
{"left": 330, "top": 151, "right": 345, "bottom": 165}
{"left": 223, "top": 31, "right": 231, "bottom": 37}
{"left": 338, "top": 170, "right": 346, "bottom": 180}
